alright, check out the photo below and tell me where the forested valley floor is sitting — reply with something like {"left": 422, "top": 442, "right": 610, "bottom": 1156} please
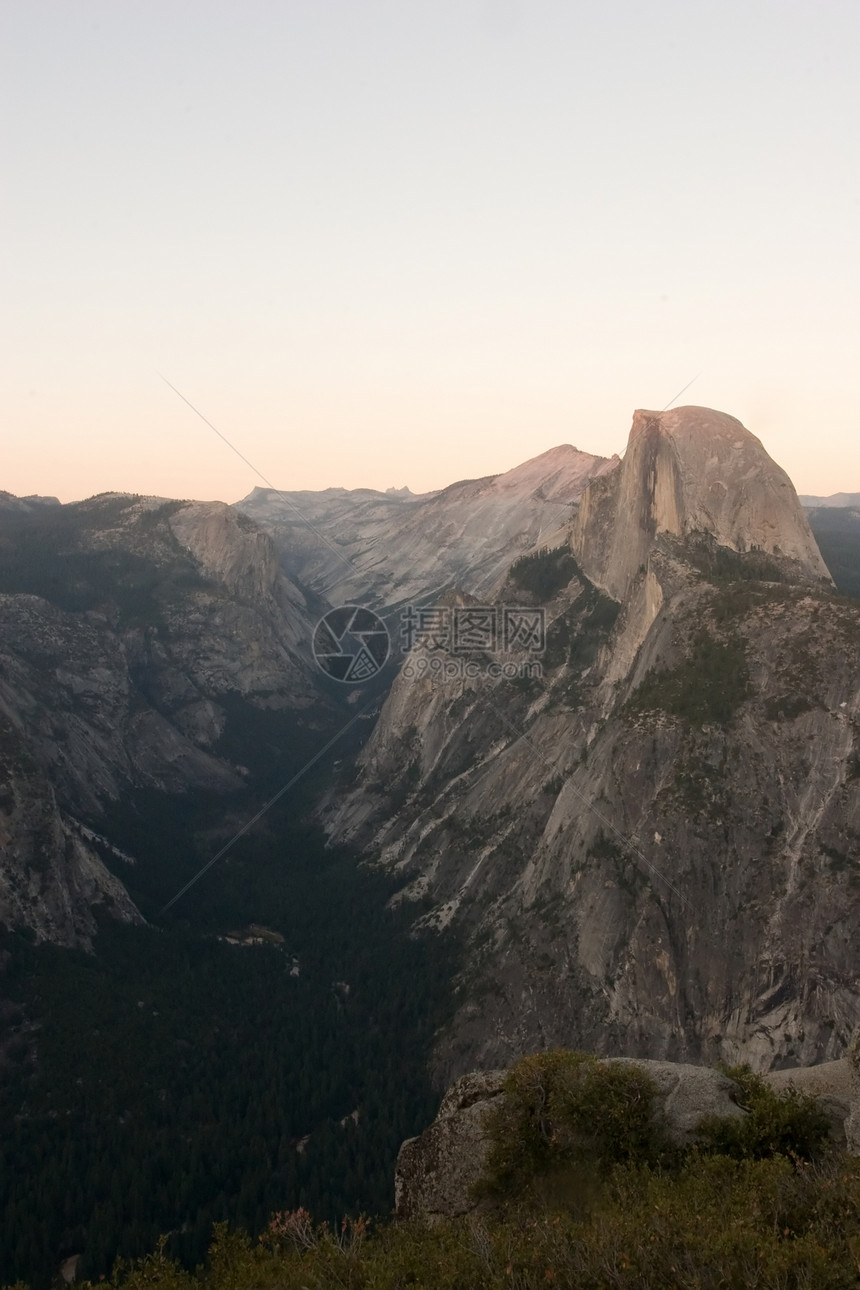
{"left": 0, "top": 789, "right": 457, "bottom": 1288}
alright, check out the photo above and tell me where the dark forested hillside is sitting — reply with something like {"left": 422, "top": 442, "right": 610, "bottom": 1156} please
{"left": 0, "top": 495, "right": 206, "bottom": 618}
{"left": 807, "top": 506, "right": 860, "bottom": 599}
{"left": 0, "top": 491, "right": 454, "bottom": 1288}
{"left": 0, "top": 802, "right": 457, "bottom": 1288}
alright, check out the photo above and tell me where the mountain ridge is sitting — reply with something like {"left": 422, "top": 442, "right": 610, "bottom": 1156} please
{"left": 800, "top": 493, "right": 860, "bottom": 508}
{"left": 237, "top": 444, "right": 618, "bottom": 607}
{"left": 325, "top": 405, "right": 860, "bottom": 1081}
{"left": 0, "top": 493, "right": 330, "bottom": 941}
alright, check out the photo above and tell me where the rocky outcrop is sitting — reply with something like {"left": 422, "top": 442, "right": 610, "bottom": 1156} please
{"left": 611, "top": 1058, "right": 748, "bottom": 1141}
{"left": 573, "top": 407, "right": 831, "bottom": 602}
{"left": 395, "top": 1070, "right": 506, "bottom": 1220}
{"left": 328, "top": 407, "right": 860, "bottom": 1082}
{"left": 764, "top": 1057, "right": 856, "bottom": 1145}
{"left": 395, "top": 1058, "right": 749, "bottom": 1221}
{"left": 396, "top": 1052, "right": 860, "bottom": 1222}
{"left": 0, "top": 714, "right": 141, "bottom": 946}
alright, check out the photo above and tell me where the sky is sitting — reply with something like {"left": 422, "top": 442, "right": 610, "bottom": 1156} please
{"left": 2, "top": 0, "right": 859, "bottom": 504}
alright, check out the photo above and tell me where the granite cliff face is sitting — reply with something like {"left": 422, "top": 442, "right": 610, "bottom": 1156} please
{"left": 0, "top": 449, "right": 617, "bottom": 948}
{"left": 573, "top": 407, "right": 831, "bottom": 602}
{"left": 0, "top": 493, "right": 326, "bottom": 942}
{"left": 2, "top": 410, "right": 857, "bottom": 1028}
{"left": 238, "top": 444, "right": 618, "bottom": 607}
{"left": 328, "top": 407, "right": 860, "bottom": 1082}
{"left": 0, "top": 712, "right": 139, "bottom": 947}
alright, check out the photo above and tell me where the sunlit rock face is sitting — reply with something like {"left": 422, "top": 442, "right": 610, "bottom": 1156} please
{"left": 238, "top": 444, "right": 619, "bottom": 607}
{"left": 328, "top": 407, "right": 860, "bottom": 1084}
{"left": 573, "top": 407, "right": 831, "bottom": 602}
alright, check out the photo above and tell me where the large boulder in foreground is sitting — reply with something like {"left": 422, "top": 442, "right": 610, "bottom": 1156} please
{"left": 395, "top": 1070, "right": 506, "bottom": 1221}
{"left": 764, "top": 1057, "right": 856, "bottom": 1145}
{"left": 396, "top": 1053, "right": 860, "bottom": 1222}
{"left": 395, "top": 1058, "right": 746, "bottom": 1222}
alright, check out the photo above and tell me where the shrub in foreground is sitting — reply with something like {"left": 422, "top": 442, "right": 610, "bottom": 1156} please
{"left": 25, "top": 1154, "right": 860, "bottom": 1290}
{"left": 696, "top": 1063, "right": 832, "bottom": 1162}
{"left": 478, "top": 1049, "right": 674, "bottom": 1203}
{"left": 5, "top": 1052, "right": 848, "bottom": 1289}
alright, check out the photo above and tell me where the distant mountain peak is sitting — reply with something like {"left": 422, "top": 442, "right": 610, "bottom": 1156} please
{"left": 799, "top": 491, "right": 860, "bottom": 509}
{"left": 478, "top": 443, "right": 617, "bottom": 505}
{"left": 0, "top": 489, "right": 61, "bottom": 513}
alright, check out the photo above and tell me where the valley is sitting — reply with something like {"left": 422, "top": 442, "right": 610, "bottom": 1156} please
{"left": 1, "top": 408, "right": 859, "bottom": 1285}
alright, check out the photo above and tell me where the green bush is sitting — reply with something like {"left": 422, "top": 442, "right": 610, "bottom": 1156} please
{"left": 628, "top": 629, "right": 749, "bottom": 726}
{"left": 480, "top": 1054, "right": 832, "bottom": 1209}
{"left": 696, "top": 1064, "right": 831, "bottom": 1162}
{"left": 509, "top": 546, "right": 578, "bottom": 601}
{"left": 479, "top": 1050, "right": 673, "bottom": 1200}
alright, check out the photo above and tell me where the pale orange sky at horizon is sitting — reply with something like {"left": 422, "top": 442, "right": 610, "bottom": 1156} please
{"left": 3, "top": 1, "right": 858, "bottom": 506}
{"left": 4, "top": 382, "right": 856, "bottom": 507}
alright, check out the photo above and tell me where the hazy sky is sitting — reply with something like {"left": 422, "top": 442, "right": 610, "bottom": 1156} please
{"left": 3, "top": 0, "right": 858, "bottom": 503}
